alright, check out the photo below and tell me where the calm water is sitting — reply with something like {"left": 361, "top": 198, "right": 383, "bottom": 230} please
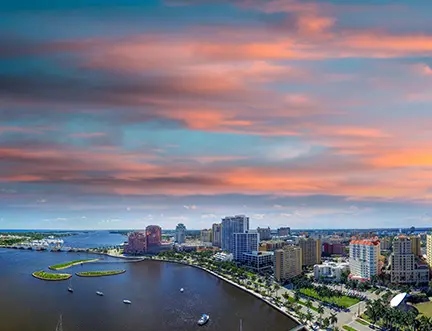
{"left": 0, "top": 250, "right": 298, "bottom": 331}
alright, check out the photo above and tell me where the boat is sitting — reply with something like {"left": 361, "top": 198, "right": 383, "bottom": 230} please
{"left": 239, "top": 319, "right": 243, "bottom": 331}
{"left": 123, "top": 299, "right": 132, "bottom": 304}
{"left": 197, "top": 314, "right": 210, "bottom": 326}
{"left": 96, "top": 291, "right": 104, "bottom": 296}
{"left": 67, "top": 279, "right": 73, "bottom": 293}
{"left": 180, "top": 288, "right": 184, "bottom": 293}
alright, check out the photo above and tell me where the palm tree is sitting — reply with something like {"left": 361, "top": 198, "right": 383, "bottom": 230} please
{"left": 294, "top": 291, "right": 300, "bottom": 302}
{"left": 306, "top": 298, "right": 313, "bottom": 311}
{"left": 305, "top": 310, "right": 313, "bottom": 324}
{"left": 329, "top": 312, "right": 338, "bottom": 329}
{"left": 317, "top": 303, "right": 324, "bottom": 327}
{"left": 322, "top": 317, "right": 330, "bottom": 329}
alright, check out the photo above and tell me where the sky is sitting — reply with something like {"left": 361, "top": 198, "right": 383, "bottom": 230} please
{"left": 1, "top": 0, "right": 432, "bottom": 230}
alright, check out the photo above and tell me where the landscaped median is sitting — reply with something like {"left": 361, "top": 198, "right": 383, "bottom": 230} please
{"left": 32, "top": 270, "right": 72, "bottom": 281}
{"left": 49, "top": 258, "right": 99, "bottom": 270}
{"left": 76, "top": 270, "right": 126, "bottom": 277}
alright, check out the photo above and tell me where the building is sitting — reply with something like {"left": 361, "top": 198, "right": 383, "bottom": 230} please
{"left": 124, "top": 231, "right": 147, "bottom": 255}
{"left": 212, "top": 223, "right": 222, "bottom": 247}
{"left": 257, "top": 227, "right": 272, "bottom": 241}
{"left": 349, "top": 239, "right": 380, "bottom": 281}
{"left": 410, "top": 235, "right": 421, "bottom": 256}
{"left": 200, "top": 229, "right": 212, "bottom": 243}
{"left": 322, "top": 243, "right": 345, "bottom": 256}
{"left": 213, "top": 252, "right": 233, "bottom": 262}
{"left": 390, "top": 236, "right": 429, "bottom": 284}
{"left": 313, "top": 261, "right": 350, "bottom": 281}
{"left": 221, "top": 215, "right": 249, "bottom": 252}
{"left": 274, "top": 245, "right": 302, "bottom": 282}
{"left": 298, "top": 237, "right": 321, "bottom": 266}
{"left": 380, "top": 237, "right": 393, "bottom": 251}
{"left": 277, "top": 227, "right": 291, "bottom": 237}
{"left": 242, "top": 251, "right": 273, "bottom": 273}
{"left": 145, "top": 225, "right": 162, "bottom": 247}
{"left": 175, "top": 223, "right": 187, "bottom": 244}
{"left": 427, "top": 234, "right": 432, "bottom": 267}
{"left": 259, "top": 240, "right": 289, "bottom": 252}
{"left": 233, "top": 231, "right": 259, "bottom": 262}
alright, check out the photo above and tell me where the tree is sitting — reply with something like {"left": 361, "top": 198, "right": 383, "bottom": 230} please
{"left": 329, "top": 312, "right": 338, "bottom": 328}
{"left": 294, "top": 291, "right": 300, "bottom": 302}
{"left": 317, "top": 303, "right": 324, "bottom": 325}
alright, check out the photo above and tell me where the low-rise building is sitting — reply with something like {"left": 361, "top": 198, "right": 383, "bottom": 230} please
{"left": 242, "top": 251, "right": 273, "bottom": 273}
{"left": 213, "top": 252, "right": 233, "bottom": 262}
{"left": 313, "top": 261, "right": 350, "bottom": 281}
{"left": 322, "top": 243, "right": 346, "bottom": 256}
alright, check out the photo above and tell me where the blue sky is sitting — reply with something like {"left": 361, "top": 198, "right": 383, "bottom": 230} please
{"left": 1, "top": 0, "right": 432, "bottom": 229}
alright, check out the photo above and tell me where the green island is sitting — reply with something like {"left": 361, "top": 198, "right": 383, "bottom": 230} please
{"left": 32, "top": 270, "right": 72, "bottom": 281}
{"left": 76, "top": 270, "right": 126, "bottom": 277}
{"left": 49, "top": 258, "right": 99, "bottom": 270}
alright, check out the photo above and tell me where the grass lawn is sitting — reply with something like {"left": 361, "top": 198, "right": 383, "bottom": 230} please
{"left": 300, "top": 288, "right": 360, "bottom": 308}
{"left": 415, "top": 301, "right": 432, "bottom": 317}
{"left": 285, "top": 294, "right": 319, "bottom": 312}
{"left": 356, "top": 319, "right": 369, "bottom": 326}
{"left": 343, "top": 326, "right": 357, "bottom": 331}
{"left": 49, "top": 258, "right": 99, "bottom": 270}
{"left": 32, "top": 270, "right": 71, "bottom": 281}
{"left": 76, "top": 270, "right": 125, "bottom": 277}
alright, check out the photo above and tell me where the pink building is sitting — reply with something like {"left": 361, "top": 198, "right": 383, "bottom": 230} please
{"left": 124, "top": 231, "right": 147, "bottom": 255}
{"left": 146, "top": 225, "right": 162, "bottom": 247}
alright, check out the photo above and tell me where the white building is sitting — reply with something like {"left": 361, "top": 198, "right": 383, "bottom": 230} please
{"left": 175, "top": 223, "right": 187, "bottom": 244}
{"left": 213, "top": 252, "right": 233, "bottom": 262}
{"left": 233, "top": 231, "right": 259, "bottom": 262}
{"left": 242, "top": 251, "right": 273, "bottom": 273}
{"left": 349, "top": 239, "right": 380, "bottom": 281}
{"left": 314, "top": 261, "right": 350, "bottom": 281}
{"left": 221, "top": 215, "right": 249, "bottom": 252}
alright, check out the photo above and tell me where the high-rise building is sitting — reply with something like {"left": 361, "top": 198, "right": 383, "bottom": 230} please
{"left": 200, "top": 229, "right": 212, "bottom": 243}
{"left": 259, "top": 240, "right": 290, "bottom": 251}
{"left": 146, "top": 225, "right": 162, "bottom": 247}
{"left": 410, "top": 235, "right": 421, "bottom": 256}
{"left": 274, "top": 245, "right": 302, "bottom": 282}
{"left": 257, "top": 227, "right": 272, "bottom": 241}
{"left": 277, "top": 227, "right": 291, "bottom": 237}
{"left": 427, "top": 234, "right": 432, "bottom": 267}
{"left": 233, "top": 231, "right": 259, "bottom": 262}
{"left": 298, "top": 237, "right": 321, "bottom": 266}
{"left": 380, "top": 237, "right": 392, "bottom": 251}
{"left": 175, "top": 223, "right": 187, "bottom": 244}
{"left": 349, "top": 239, "right": 380, "bottom": 281}
{"left": 124, "top": 231, "right": 147, "bottom": 255}
{"left": 212, "top": 223, "right": 222, "bottom": 247}
{"left": 391, "top": 236, "right": 429, "bottom": 284}
{"left": 221, "top": 215, "right": 249, "bottom": 252}
{"left": 322, "top": 243, "right": 346, "bottom": 256}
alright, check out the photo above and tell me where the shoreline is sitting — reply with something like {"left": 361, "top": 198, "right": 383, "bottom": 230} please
{"left": 149, "top": 257, "right": 305, "bottom": 330}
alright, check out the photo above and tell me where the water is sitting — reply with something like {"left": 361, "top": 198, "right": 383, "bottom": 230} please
{"left": 62, "top": 231, "right": 126, "bottom": 248}
{"left": 0, "top": 249, "right": 298, "bottom": 331}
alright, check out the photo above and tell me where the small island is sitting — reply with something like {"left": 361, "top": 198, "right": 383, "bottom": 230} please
{"left": 49, "top": 258, "right": 99, "bottom": 270}
{"left": 32, "top": 270, "right": 72, "bottom": 281}
{"left": 76, "top": 270, "right": 126, "bottom": 277}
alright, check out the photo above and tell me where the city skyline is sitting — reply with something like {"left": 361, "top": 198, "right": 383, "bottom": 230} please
{"left": 2, "top": 0, "right": 432, "bottom": 229}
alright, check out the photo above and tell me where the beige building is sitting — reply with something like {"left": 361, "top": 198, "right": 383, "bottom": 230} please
{"left": 410, "top": 235, "right": 421, "bottom": 256}
{"left": 390, "top": 236, "right": 429, "bottom": 284}
{"left": 212, "top": 223, "right": 222, "bottom": 247}
{"left": 426, "top": 234, "right": 432, "bottom": 267}
{"left": 274, "top": 245, "right": 302, "bottom": 282}
{"left": 380, "top": 237, "right": 392, "bottom": 251}
{"left": 200, "top": 229, "right": 213, "bottom": 244}
{"left": 298, "top": 237, "right": 321, "bottom": 266}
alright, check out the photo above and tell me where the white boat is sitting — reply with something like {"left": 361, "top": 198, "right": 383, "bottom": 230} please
{"left": 96, "top": 291, "right": 104, "bottom": 296}
{"left": 180, "top": 288, "right": 184, "bottom": 293}
{"left": 67, "top": 279, "right": 73, "bottom": 293}
{"left": 123, "top": 299, "right": 132, "bottom": 304}
{"left": 197, "top": 314, "right": 209, "bottom": 326}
